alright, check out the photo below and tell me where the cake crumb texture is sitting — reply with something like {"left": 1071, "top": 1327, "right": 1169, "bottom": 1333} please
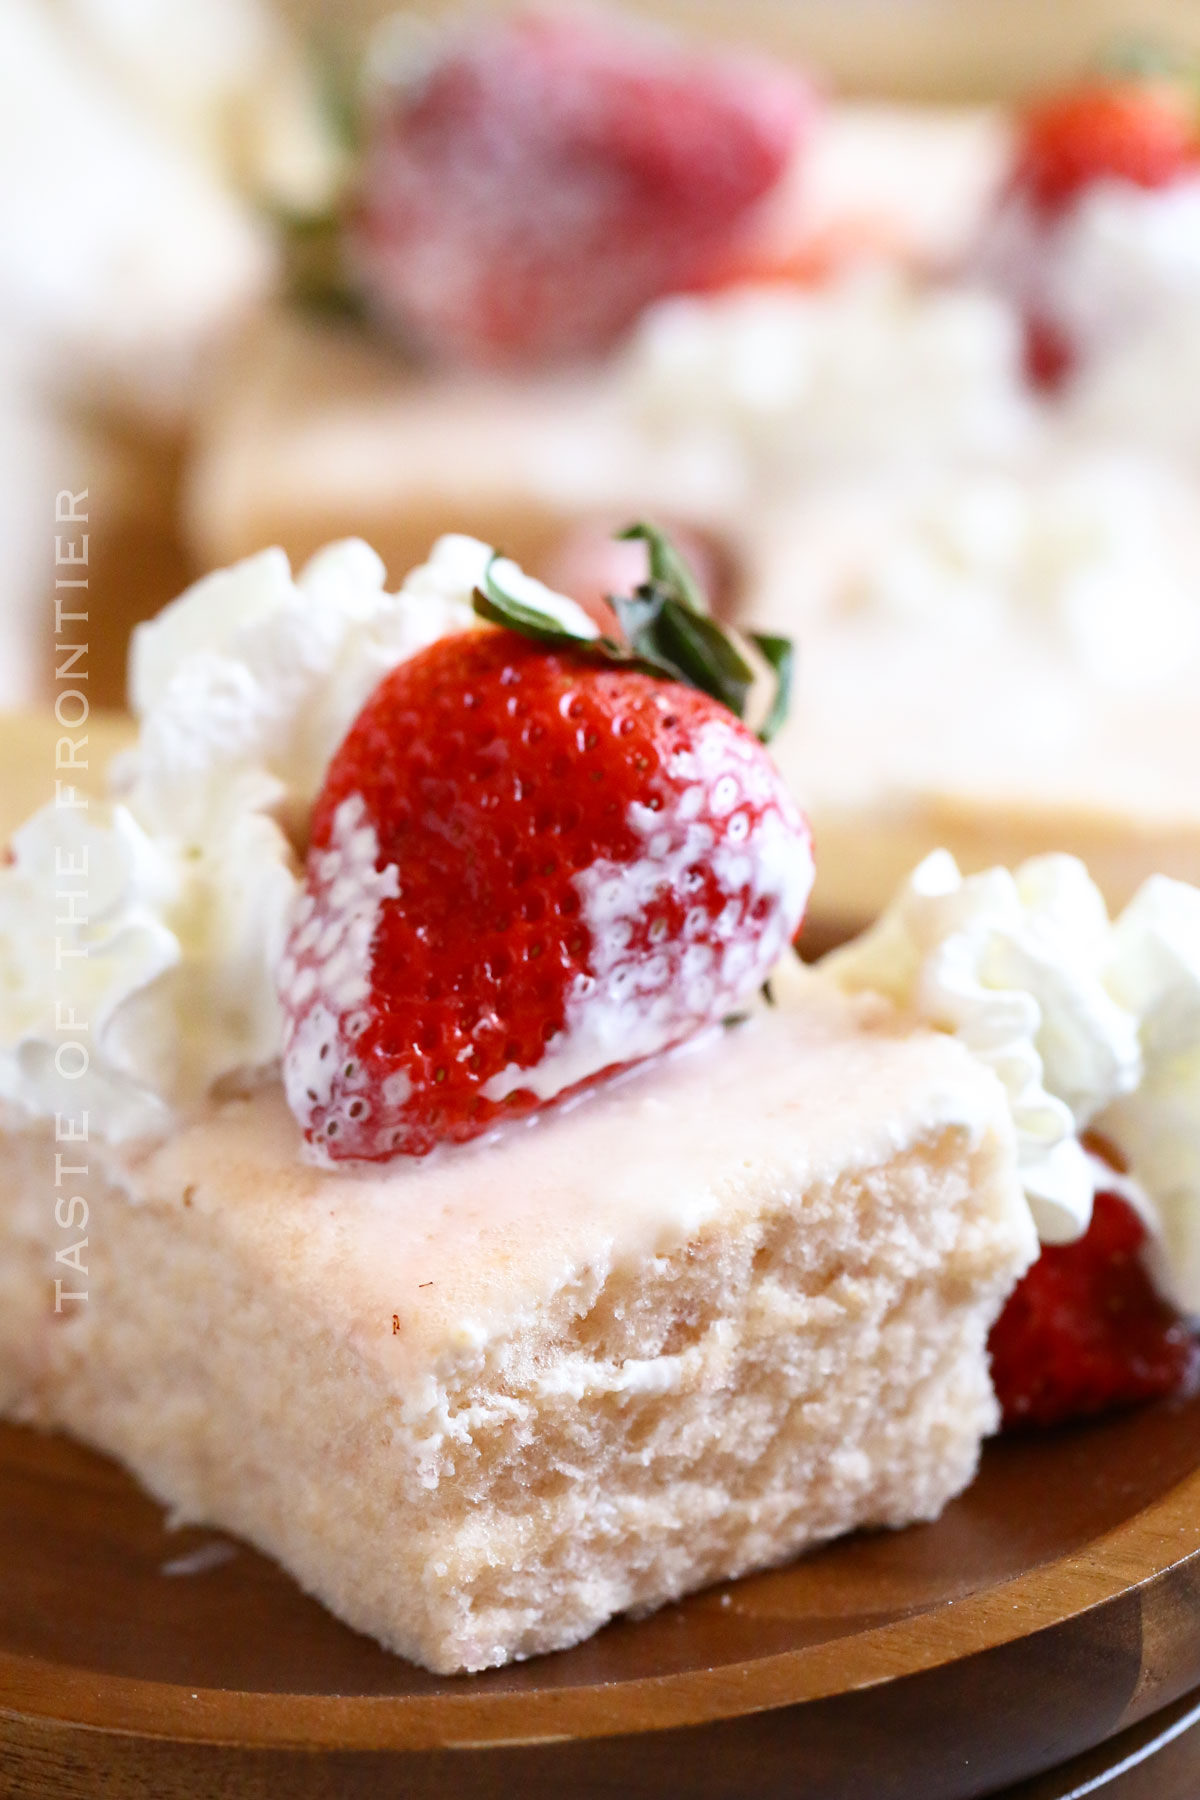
{"left": 0, "top": 995, "right": 1034, "bottom": 1673}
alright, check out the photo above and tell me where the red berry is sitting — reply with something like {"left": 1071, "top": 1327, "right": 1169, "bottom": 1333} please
{"left": 348, "top": 7, "right": 814, "bottom": 365}
{"left": 1022, "top": 311, "right": 1076, "bottom": 391}
{"left": 989, "top": 1190, "right": 1197, "bottom": 1430}
{"left": 1013, "top": 80, "right": 1200, "bottom": 216}
{"left": 278, "top": 629, "right": 813, "bottom": 1160}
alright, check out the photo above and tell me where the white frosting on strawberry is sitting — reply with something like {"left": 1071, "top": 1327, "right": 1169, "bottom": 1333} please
{"left": 280, "top": 794, "right": 401, "bottom": 1158}
{"left": 483, "top": 719, "right": 814, "bottom": 1103}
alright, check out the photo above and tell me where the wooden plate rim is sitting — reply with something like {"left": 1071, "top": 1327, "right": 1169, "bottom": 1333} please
{"left": 3, "top": 1458, "right": 1199, "bottom": 1754}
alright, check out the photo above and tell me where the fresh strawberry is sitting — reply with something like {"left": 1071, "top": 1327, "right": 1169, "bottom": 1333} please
{"left": 278, "top": 530, "right": 811, "bottom": 1161}
{"left": 989, "top": 1190, "right": 1196, "bottom": 1430}
{"left": 347, "top": 7, "right": 814, "bottom": 365}
{"left": 1012, "top": 78, "right": 1200, "bottom": 217}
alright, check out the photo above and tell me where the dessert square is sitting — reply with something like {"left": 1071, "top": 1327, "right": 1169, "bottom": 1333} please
{"left": 185, "top": 312, "right": 740, "bottom": 588}
{"left": 3, "top": 981, "right": 1032, "bottom": 1673}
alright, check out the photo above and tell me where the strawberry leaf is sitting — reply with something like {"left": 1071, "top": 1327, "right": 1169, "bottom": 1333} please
{"left": 475, "top": 559, "right": 681, "bottom": 681}
{"left": 617, "top": 520, "right": 708, "bottom": 614}
{"left": 611, "top": 523, "right": 793, "bottom": 738}
{"left": 1099, "top": 36, "right": 1200, "bottom": 89}
{"left": 475, "top": 559, "right": 602, "bottom": 650}
{"left": 473, "top": 526, "right": 796, "bottom": 742}
{"left": 653, "top": 600, "right": 755, "bottom": 717}
{"left": 748, "top": 632, "right": 794, "bottom": 746}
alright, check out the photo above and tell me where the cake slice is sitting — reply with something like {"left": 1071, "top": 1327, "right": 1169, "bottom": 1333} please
{"left": 736, "top": 455, "right": 1200, "bottom": 940}
{"left": 4, "top": 974, "right": 1032, "bottom": 1673}
{"left": 0, "top": 531, "right": 1036, "bottom": 1673}
{"left": 0, "top": 708, "right": 133, "bottom": 838}
{"left": 183, "top": 310, "right": 745, "bottom": 588}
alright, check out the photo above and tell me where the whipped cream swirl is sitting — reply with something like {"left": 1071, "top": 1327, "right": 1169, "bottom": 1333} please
{"left": 623, "top": 270, "right": 1037, "bottom": 478}
{"left": 0, "top": 534, "right": 524, "bottom": 1141}
{"left": 1103, "top": 877, "right": 1200, "bottom": 1317}
{"left": 839, "top": 451, "right": 1200, "bottom": 686}
{"left": 822, "top": 851, "right": 1200, "bottom": 1315}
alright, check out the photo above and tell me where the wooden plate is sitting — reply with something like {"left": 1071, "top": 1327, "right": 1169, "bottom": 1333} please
{"left": 3, "top": 1388, "right": 1200, "bottom": 1800}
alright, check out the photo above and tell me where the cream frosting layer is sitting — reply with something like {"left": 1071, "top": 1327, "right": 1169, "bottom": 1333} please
{"left": 750, "top": 455, "right": 1200, "bottom": 905}
{"left": 120, "top": 971, "right": 1022, "bottom": 1385}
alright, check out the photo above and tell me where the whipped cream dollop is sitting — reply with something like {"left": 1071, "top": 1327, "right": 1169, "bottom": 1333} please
{"left": 1102, "top": 878, "right": 1200, "bottom": 1316}
{"left": 837, "top": 451, "right": 1200, "bottom": 685}
{"left": 822, "top": 851, "right": 1200, "bottom": 1316}
{"left": 0, "top": 790, "right": 296, "bottom": 1141}
{"left": 126, "top": 534, "right": 479, "bottom": 840}
{"left": 0, "top": 0, "right": 273, "bottom": 424}
{"left": 623, "top": 271, "right": 1037, "bottom": 478}
{"left": 982, "top": 177, "right": 1200, "bottom": 373}
{"left": 821, "top": 852, "right": 1141, "bottom": 1244}
{"left": 0, "top": 534, "right": 554, "bottom": 1141}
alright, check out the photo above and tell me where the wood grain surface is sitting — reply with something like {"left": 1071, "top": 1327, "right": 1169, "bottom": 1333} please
{"left": 3, "top": 1383, "right": 1200, "bottom": 1799}
{"left": 998, "top": 1685, "right": 1200, "bottom": 1799}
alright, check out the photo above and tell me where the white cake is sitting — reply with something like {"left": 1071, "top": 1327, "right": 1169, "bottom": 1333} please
{"left": 745, "top": 456, "right": 1200, "bottom": 933}
{"left": 185, "top": 301, "right": 1200, "bottom": 946}
{"left": 0, "top": 543, "right": 1036, "bottom": 1673}
{"left": 184, "top": 310, "right": 746, "bottom": 586}
{"left": 2, "top": 973, "right": 1033, "bottom": 1672}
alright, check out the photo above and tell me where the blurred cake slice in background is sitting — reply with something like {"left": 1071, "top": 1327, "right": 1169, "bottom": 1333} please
{"left": 27, "top": 0, "right": 1199, "bottom": 950}
{"left": 0, "top": 0, "right": 282, "bottom": 428}
{"left": 185, "top": 4, "right": 1012, "bottom": 575}
{"left": 0, "top": 0, "right": 328, "bottom": 710}
{"left": 740, "top": 99, "right": 1011, "bottom": 282}
{"left": 0, "top": 709, "right": 133, "bottom": 842}
{"left": 185, "top": 310, "right": 748, "bottom": 585}
{"left": 746, "top": 448, "right": 1200, "bottom": 939}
